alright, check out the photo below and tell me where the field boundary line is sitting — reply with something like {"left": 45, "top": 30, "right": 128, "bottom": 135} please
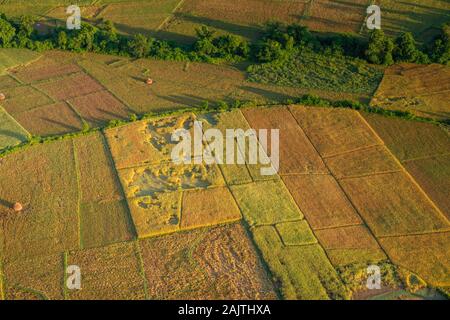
{"left": 25, "top": 71, "right": 85, "bottom": 86}
{"left": 337, "top": 169, "right": 403, "bottom": 180}
{"left": 100, "top": 131, "right": 139, "bottom": 239}
{"left": 156, "top": 0, "right": 186, "bottom": 31}
{"left": 313, "top": 223, "right": 365, "bottom": 232}
{"left": 279, "top": 172, "right": 329, "bottom": 177}
{"left": 0, "top": 104, "right": 31, "bottom": 139}
{"left": 357, "top": 112, "right": 450, "bottom": 225}
{"left": 65, "top": 100, "right": 87, "bottom": 127}
{"left": 240, "top": 109, "right": 351, "bottom": 293}
{"left": 133, "top": 241, "right": 149, "bottom": 300}
{"left": 29, "top": 83, "right": 57, "bottom": 104}
{"left": 377, "top": 228, "right": 450, "bottom": 239}
{"left": 72, "top": 139, "right": 83, "bottom": 250}
{"left": 401, "top": 152, "right": 450, "bottom": 163}
{"left": 321, "top": 143, "right": 384, "bottom": 159}
{"left": 0, "top": 255, "right": 5, "bottom": 300}
{"left": 62, "top": 251, "right": 68, "bottom": 300}
{"left": 76, "top": 60, "right": 135, "bottom": 113}
{"left": 286, "top": 107, "right": 394, "bottom": 265}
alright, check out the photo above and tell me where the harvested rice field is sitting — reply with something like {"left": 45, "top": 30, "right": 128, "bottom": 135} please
{"left": 1, "top": 1, "right": 449, "bottom": 303}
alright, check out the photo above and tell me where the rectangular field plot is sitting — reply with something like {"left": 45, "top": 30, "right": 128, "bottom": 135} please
{"left": 289, "top": 106, "right": 381, "bottom": 157}
{"left": 378, "top": 0, "right": 450, "bottom": 37}
{"left": 252, "top": 226, "right": 348, "bottom": 300}
{"left": 0, "top": 49, "right": 41, "bottom": 75}
{"left": 10, "top": 56, "right": 81, "bottom": 84}
{"left": 139, "top": 223, "right": 276, "bottom": 299}
{"left": 164, "top": 0, "right": 308, "bottom": 43}
{"left": 363, "top": 113, "right": 450, "bottom": 161}
{"left": 0, "top": 106, "right": 29, "bottom": 149}
{"left": 379, "top": 232, "right": 450, "bottom": 287}
{"left": 67, "top": 242, "right": 146, "bottom": 300}
{"left": 304, "top": 0, "right": 368, "bottom": 33}
{"left": 275, "top": 220, "right": 317, "bottom": 246}
{"left": 127, "top": 191, "right": 181, "bottom": 238}
{"left": 315, "top": 225, "right": 386, "bottom": 266}
{"left": 3, "top": 254, "right": 64, "bottom": 300}
{"left": 243, "top": 107, "right": 328, "bottom": 174}
{"left": 35, "top": 73, "right": 104, "bottom": 101}
{"left": 1, "top": 85, "right": 53, "bottom": 115}
{"left": 14, "top": 102, "right": 84, "bottom": 136}
{"left": 230, "top": 180, "right": 303, "bottom": 227}
{"left": 74, "top": 133, "right": 134, "bottom": 248}
{"left": 105, "top": 113, "right": 197, "bottom": 169}
{"left": 371, "top": 64, "right": 450, "bottom": 120}
{"left": 68, "top": 90, "right": 130, "bottom": 127}
{"left": 282, "top": 174, "right": 361, "bottom": 229}
{"left": 0, "top": 140, "right": 78, "bottom": 260}
{"left": 119, "top": 161, "right": 224, "bottom": 238}
{"left": 340, "top": 172, "right": 450, "bottom": 237}
{"left": 181, "top": 187, "right": 241, "bottom": 229}
{"left": 324, "top": 145, "right": 401, "bottom": 179}
{"left": 404, "top": 154, "right": 450, "bottom": 219}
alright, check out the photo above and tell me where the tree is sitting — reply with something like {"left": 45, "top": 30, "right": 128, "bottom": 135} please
{"left": 428, "top": 23, "right": 450, "bottom": 65}
{"left": 128, "top": 34, "right": 149, "bottom": 58}
{"left": 393, "top": 32, "right": 421, "bottom": 62}
{"left": 56, "top": 30, "right": 68, "bottom": 49}
{"left": 255, "top": 39, "right": 284, "bottom": 62}
{"left": 0, "top": 17, "right": 16, "bottom": 47}
{"left": 365, "top": 29, "right": 394, "bottom": 65}
{"left": 195, "top": 25, "right": 215, "bottom": 40}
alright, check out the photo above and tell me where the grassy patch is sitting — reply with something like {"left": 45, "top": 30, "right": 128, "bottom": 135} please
{"left": 247, "top": 48, "right": 383, "bottom": 95}
{"left": 275, "top": 220, "right": 317, "bottom": 246}
{"left": 0, "top": 49, "right": 41, "bottom": 75}
{"left": 0, "top": 106, "right": 29, "bottom": 149}
{"left": 230, "top": 180, "right": 303, "bottom": 227}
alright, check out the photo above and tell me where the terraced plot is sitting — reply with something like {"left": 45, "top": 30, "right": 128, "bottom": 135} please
{"left": 0, "top": 49, "right": 41, "bottom": 75}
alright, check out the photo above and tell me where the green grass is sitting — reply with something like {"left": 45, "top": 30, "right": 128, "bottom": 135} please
{"left": 275, "top": 220, "right": 317, "bottom": 246}
{"left": 252, "top": 226, "right": 350, "bottom": 300}
{"left": 0, "top": 49, "right": 41, "bottom": 75}
{"left": 247, "top": 48, "right": 384, "bottom": 95}
{"left": 0, "top": 106, "right": 30, "bottom": 149}
{"left": 230, "top": 180, "right": 303, "bottom": 226}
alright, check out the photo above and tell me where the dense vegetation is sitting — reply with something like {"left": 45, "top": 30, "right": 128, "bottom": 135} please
{"left": 0, "top": 13, "right": 448, "bottom": 66}
{"left": 248, "top": 47, "right": 383, "bottom": 94}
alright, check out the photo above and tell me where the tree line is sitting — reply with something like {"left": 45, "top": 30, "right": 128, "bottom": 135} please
{"left": 0, "top": 13, "right": 448, "bottom": 66}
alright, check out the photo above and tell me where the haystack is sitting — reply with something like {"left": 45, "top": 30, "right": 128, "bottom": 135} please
{"left": 146, "top": 78, "right": 154, "bottom": 85}
{"left": 13, "top": 202, "right": 23, "bottom": 212}
{"left": 0, "top": 93, "right": 6, "bottom": 101}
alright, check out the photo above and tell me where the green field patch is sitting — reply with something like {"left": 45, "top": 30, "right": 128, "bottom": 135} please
{"left": 139, "top": 223, "right": 277, "bottom": 299}
{"left": 67, "top": 242, "right": 146, "bottom": 300}
{"left": 0, "top": 106, "right": 29, "bottom": 150}
{"left": 0, "top": 49, "right": 41, "bottom": 75}
{"left": 275, "top": 220, "right": 317, "bottom": 246}
{"left": 252, "top": 226, "right": 349, "bottom": 300}
{"left": 230, "top": 179, "right": 302, "bottom": 227}
{"left": 248, "top": 49, "right": 383, "bottom": 95}
{"left": 0, "top": 140, "right": 78, "bottom": 260}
